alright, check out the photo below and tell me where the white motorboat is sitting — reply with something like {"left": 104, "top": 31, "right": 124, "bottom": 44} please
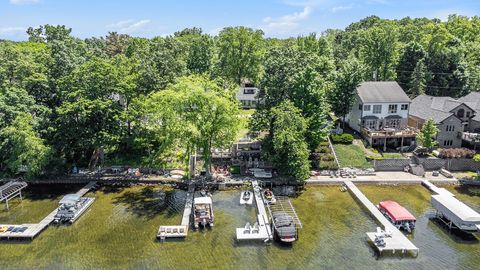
{"left": 263, "top": 189, "right": 276, "bottom": 205}
{"left": 239, "top": 191, "right": 253, "bottom": 205}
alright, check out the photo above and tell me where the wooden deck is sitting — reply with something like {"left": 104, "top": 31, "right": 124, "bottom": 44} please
{"left": 344, "top": 180, "right": 419, "bottom": 256}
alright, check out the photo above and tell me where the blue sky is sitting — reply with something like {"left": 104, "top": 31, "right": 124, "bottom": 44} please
{"left": 1, "top": 0, "right": 479, "bottom": 40}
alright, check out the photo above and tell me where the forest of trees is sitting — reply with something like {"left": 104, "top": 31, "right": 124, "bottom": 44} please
{"left": 1, "top": 15, "right": 480, "bottom": 180}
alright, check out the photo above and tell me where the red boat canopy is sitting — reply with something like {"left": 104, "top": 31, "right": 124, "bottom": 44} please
{"left": 379, "top": 201, "right": 416, "bottom": 222}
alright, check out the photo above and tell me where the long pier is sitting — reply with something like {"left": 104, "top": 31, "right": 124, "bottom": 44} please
{"left": 344, "top": 180, "right": 419, "bottom": 256}
{"left": 0, "top": 182, "right": 96, "bottom": 240}
{"left": 235, "top": 180, "right": 273, "bottom": 242}
{"left": 157, "top": 184, "right": 194, "bottom": 240}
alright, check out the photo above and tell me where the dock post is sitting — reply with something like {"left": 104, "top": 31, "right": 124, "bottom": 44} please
{"left": 5, "top": 198, "right": 8, "bottom": 211}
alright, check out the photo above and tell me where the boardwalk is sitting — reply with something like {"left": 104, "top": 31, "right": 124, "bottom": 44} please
{"left": 0, "top": 182, "right": 96, "bottom": 240}
{"left": 344, "top": 180, "right": 419, "bottom": 256}
{"left": 157, "top": 183, "right": 194, "bottom": 240}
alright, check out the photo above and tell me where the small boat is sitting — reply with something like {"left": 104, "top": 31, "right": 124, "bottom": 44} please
{"left": 53, "top": 194, "right": 95, "bottom": 224}
{"left": 378, "top": 201, "right": 416, "bottom": 233}
{"left": 240, "top": 191, "right": 253, "bottom": 205}
{"left": 272, "top": 211, "right": 298, "bottom": 243}
{"left": 193, "top": 195, "right": 214, "bottom": 229}
{"left": 263, "top": 189, "right": 276, "bottom": 205}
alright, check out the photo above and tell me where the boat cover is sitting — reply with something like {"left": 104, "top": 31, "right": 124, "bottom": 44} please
{"left": 379, "top": 201, "right": 416, "bottom": 222}
{"left": 432, "top": 194, "right": 480, "bottom": 222}
{"left": 194, "top": 197, "right": 212, "bottom": 205}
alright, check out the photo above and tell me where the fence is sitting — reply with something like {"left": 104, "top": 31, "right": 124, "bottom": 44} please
{"left": 374, "top": 156, "right": 480, "bottom": 172}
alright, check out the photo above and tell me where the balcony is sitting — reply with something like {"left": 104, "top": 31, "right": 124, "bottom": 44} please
{"left": 362, "top": 127, "right": 418, "bottom": 139}
{"left": 461, "top": 132, "right": 480, "bottom": 142}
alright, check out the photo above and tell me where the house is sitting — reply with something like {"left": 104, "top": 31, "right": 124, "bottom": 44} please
{"left": 346, "top": 81, "right": 417, "bottom": 150}
{"left": 409, "top": 94, "right": 478, "bottom": 148}
{"left": 457, "top": 91, "right": 480, "bottom": 133}
{"left": 236, "top": 81, "right": 260, "bottom": 109}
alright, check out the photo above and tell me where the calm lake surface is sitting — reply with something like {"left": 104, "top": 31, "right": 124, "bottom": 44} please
{"left": 0, "top": 183, "right": 479, "bottom": 270}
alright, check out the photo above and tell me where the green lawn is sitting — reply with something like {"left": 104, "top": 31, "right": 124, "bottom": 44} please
{"left": 381, "top": 152, "right": 405, "bottom": 159}
{"left": 333, "top": 144, "right": 373, "bottom": 168}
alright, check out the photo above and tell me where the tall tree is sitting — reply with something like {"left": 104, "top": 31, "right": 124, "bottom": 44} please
{"left": 0, "top": 113, "right": 51, "bottom": 178}
{"left": 409, "top": 59, "right": 427, "bottom": 97}
{"left": 328, "top": 56, "right": 365, "bottom": 126}
{"left": 360, "top": 22, "right": 399, "bottom": 80}
{"left": 217, "top": 27, "right": 265, "bottom": 84}
{"left": 267, "top": 101, "right": 310, "bottom": 182}
{"left": 396, "top": 42, "right": 426, "bottom": 92}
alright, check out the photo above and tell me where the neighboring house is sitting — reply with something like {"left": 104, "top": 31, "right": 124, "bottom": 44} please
{"left": 409, "top": 95, "right": 477, "bottom": 148}
{"left": 236, "top": 81, "right": 259, "bottom": 109}
{"left": 457, "top": 91, "right": 480, "bottom": 133}
{"left": 346, "top": 81, "right": 416, "bottom": 150}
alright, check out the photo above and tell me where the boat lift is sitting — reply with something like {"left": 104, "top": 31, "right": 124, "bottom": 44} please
{"left": 0, "top": 181, "right": 28, "bottom": 210}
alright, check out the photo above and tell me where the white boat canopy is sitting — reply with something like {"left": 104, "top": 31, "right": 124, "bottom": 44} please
{"left": 194, "top": 197, "right": 212, "bottom": 205}
{"left": 59, "top": 194, "right": 81, "bottom": 205}
{"left": 432, "top": 194, "right": 480, "bottom": 223}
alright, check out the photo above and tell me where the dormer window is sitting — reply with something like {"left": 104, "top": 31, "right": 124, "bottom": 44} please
{"left": 457, "top": 108, "right": 465, "bottom": 118}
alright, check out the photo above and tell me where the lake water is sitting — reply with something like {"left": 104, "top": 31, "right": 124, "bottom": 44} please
{"left": 0, "top": 184, "right": 479, "bottom": 270}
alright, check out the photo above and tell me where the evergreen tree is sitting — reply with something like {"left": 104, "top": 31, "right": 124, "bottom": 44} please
{"left": 416, "top": 119, "right": 439, "bottom": 151}
{"left": 409, "top": 59, "right": 427, "bottom": 97}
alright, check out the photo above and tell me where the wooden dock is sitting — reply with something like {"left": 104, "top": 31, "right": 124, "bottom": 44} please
{"left": 344, "top": 180, "right": 419, "bottom": 256}
{"left": 235, "top": 180, "right": 273, "bottom": 242}
{"left": 0, "top": 182, "right": 96, "bottom": 240}
{"left": 157, "top": 184, "right": 194, "bottom": 240}
{"left": 422, "top": 180, "right": 455, "bottom": 197}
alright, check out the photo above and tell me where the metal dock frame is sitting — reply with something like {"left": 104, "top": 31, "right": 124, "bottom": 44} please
{"left": 0, "top": 181, "right": 28, "bottom": 210}
{"left": 344, "top": 180, "right": 419, "bottom": 256}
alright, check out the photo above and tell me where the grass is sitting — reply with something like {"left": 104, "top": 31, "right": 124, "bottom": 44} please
{"left": 333, "top": 143, "right": 373, "bottom": 168}
{"left": 381, "top": 152, "right": 405, "bottom": 159}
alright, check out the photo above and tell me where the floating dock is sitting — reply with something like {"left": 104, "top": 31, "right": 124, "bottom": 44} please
{"left": 157, "top": 184, "right": 194, "bottom": 241}
{"left": 0, "top": 182, "right": 96, "bottom": 240}
{"left": 236, "top": 180, "right": 273, "bottom": 242}
{"left": 344, "top": 180, "right": 419, "bottom": 256}
{"left": 422, "top": 180, "right": 455, "bottom": 197}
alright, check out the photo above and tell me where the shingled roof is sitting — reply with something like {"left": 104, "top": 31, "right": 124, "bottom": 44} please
{"left": 410, "top": 93, "right": 480, "bottom": 123}
{"left": 356, "top": 81, "right": 411, "bottom": 103}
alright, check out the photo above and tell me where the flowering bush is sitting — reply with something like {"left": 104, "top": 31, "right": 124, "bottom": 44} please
{"left": 438, "top": 148, "right": 475, "bottom": 159}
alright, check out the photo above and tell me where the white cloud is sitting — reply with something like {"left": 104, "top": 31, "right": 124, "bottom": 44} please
{"left": 9, "top": 0, "right": 40, "bottom": 5}
{"left": 261, "top": 6, "right": 313, "bottom": 35}
{"left": 331, "top": 4, "right": 354, "bottom": 13}
{"left": 0, "top": 26, "right": 26, "bottom": 35}
{"left": 107, "top": 19, "right": 151, "bottom": 34}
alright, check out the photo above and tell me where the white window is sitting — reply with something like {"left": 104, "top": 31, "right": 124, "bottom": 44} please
{"left": 363, "top": 105, "right": 371, "bottom": 111}
{"left": 388, "top": 104, "right": 398, "bottom": 114}
{"left": 401, "top": 104, "right": 408, "bottom": 110}
{"left": 373, "top": 105, "right": 382, "bottom": 114}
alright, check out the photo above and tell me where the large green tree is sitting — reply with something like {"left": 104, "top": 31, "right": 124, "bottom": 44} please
{"left": 417, "top": 119, "right": 439, "bottom": 151}
{"left": 217, "top": 27, "right": 265, "bottom": 84}
{"left": 0, "top": 113, "right": 51, "bottom": 177}
{"left": 266, "top": 101, "right": 310, "bottom": 182}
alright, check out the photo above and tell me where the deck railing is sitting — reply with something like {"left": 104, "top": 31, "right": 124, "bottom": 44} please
{"left": 362, "top": 127, "right": 418, "bottom": 138}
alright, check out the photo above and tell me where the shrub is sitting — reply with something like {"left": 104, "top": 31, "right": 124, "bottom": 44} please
{"left": 331, "top": 134, "right": 354, "bottom": 144}
{"left": 318, "top": 161, "right": 339, "bottom": 170}
{"left": 319, "top": 141, "right": 329, "bottom": 147}
{"left": 316, "top": 146, "right": 331, "bottom": 153}
{"left": 321, "top": 154, "right": 335, "bottom": 161}
{"left": 474, "top": 154, "right": 480, "bottom": 162}
{"left": 438, "top": 148, "right": 475, "bottom": 159}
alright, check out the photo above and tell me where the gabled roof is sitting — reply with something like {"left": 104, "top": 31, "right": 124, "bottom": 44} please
{"left": 409, "top": 95, "right": 453, "bottom": 123}
{"left": 357, "top": 81, "right": 411, "bottom": 103}
{"left": 458, "top": 92, "right": 480, "bottom": 121}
